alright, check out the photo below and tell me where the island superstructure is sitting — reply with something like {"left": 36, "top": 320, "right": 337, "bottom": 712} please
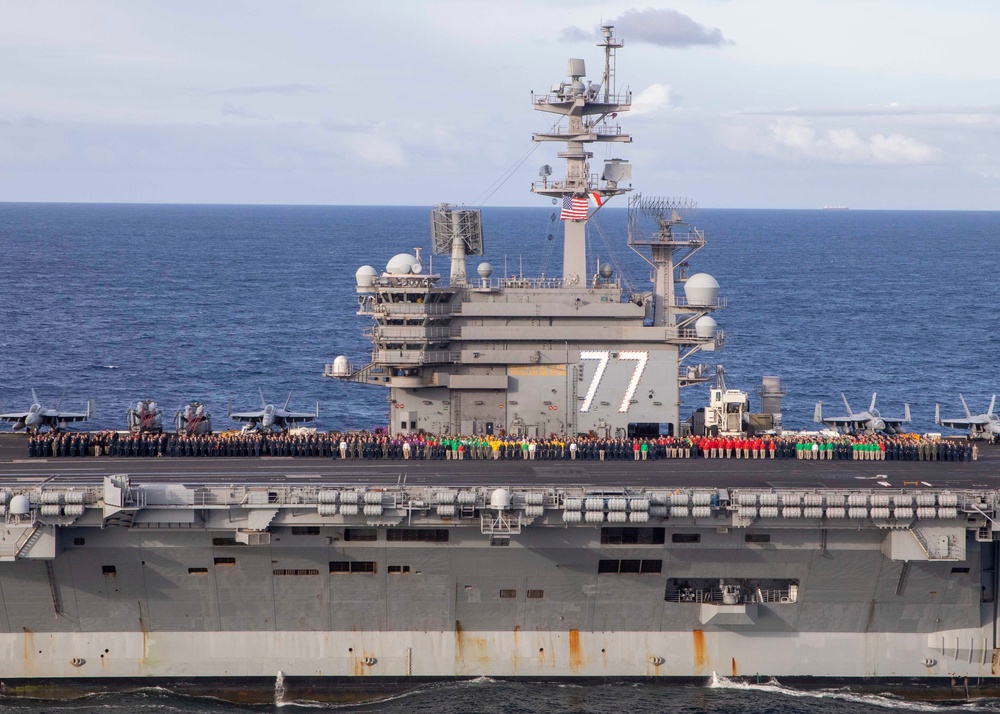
{"left": 326, "top": 26, "right": 723, "bottom": 439}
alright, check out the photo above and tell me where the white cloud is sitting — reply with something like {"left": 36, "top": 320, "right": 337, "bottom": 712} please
{"left": 631, "top": 84, "right": 671, "bottom": 115}
{"left": 758, "top": 118, "right": 941, "bottom": 164}
{"left": 348, "top": 134, "right": 405, "bottom": 167}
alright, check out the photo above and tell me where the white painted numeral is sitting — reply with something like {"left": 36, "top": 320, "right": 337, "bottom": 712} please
{"left": 617, "top": 351, "right": 649, "bottom": 413}
{"left": 579, "top": 350, "right": 649, "bottom": 413}
{"left": 579, "top": 351, "right": 610, "bottom": 413}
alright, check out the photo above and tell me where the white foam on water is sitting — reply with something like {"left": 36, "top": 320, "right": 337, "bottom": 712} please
{"left": 707, "top": 671, "right": 975, "bottom": 711}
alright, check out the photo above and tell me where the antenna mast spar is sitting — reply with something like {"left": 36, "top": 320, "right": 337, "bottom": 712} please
{"left": 530, "top": 25, "right": 631, "bottom": 287}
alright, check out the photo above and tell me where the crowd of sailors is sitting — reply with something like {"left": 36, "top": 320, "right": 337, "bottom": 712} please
{"left": 25, "top": 431, "right": 979, "bottom": 462}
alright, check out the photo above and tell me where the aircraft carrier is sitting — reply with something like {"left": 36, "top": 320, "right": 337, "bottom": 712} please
{"left": 1, "top": 25, "right": 999, "bottom": 703}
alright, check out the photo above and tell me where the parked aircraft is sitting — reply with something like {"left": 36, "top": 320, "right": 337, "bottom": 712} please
{"left": 0, "top": 390, "right": 96, "bottom": 433}
{"left": 229, "top": 390, "right": 319, "bottom": 432}
{"left": 814, "top": 393, "right": 910, "bottom": 434}
{"left": 935, "top": 395, "right": 1000, "bottom": 442}
{"left": 126, "top": 400, "right": 164, "bottom": 433}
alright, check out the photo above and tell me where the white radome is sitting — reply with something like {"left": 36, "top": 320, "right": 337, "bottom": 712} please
{"left": 385, "top": 254, "right": 418, "bottom": 275}
{"left": 694, "top": 315, "right": 718, "bottom": 338}
{"left": 684, "top": 273, "right": 720, "bottom": 305}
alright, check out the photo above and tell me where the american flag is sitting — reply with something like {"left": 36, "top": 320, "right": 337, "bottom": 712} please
{"left": 560, "top": 195, "right": 589, "bottom": 221}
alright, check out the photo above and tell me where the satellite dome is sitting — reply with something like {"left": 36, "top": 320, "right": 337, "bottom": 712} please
{"left": 385, "top": 253, "right": 418, "bottom": 275}
{"left": 684, "top": 273, "right": 720, "bottom": 306}
{"left": 599, "top": 263, "right": 614, "bottom": 279}
{"left": 694, "top": 315, "right": 718, "bottom": 338}
{"left": 490, "top": 488, "right": 511, "bottom": 510}
{"left": 9, "top": 494, "right": 29, "bottom": 515}
{"left": 477, "top": 262, "right": 493, "bottom": 279}
{"left": 355, "top": 265, "right": 378, "bottom": 288}
{"left": 331, "top": 355, "right": 351, "bottom": 377}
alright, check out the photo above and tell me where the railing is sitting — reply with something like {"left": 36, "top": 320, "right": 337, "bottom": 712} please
{"left": 673, "top": 296, "right": 728, "bottom": 309}
{"left": 629, "top": 229, "right": 705, "bottom": 246}
{"left": 372, "top": 350, "right": 461, "bottom": 365}
{"left": 364, "top": 303, "right": 456, "bottom": 316}
{"left": 370, "top": 326, "right": 462, "bottom": 340}
{"left": 533, "top": 91, "right": 630, "bottom": 106}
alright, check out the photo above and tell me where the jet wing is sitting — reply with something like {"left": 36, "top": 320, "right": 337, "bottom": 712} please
{"left": 228, "top": 411, "right": 265, "bottom": 422}
{"left": 938, "top": 416, "right": 989, "bottom": 428}
{"left": 821, "top": 416, "right": 869, "bottom": 427}
{"left": 0, "top": 411, "right": 29, "bottom": 423}
{"left": 278, "top": 411, "right": 318, "bottom": 421}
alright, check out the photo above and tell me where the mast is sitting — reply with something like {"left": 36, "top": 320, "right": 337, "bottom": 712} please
{"left": 531, "top": 25, "right": 632, "bottom": 286}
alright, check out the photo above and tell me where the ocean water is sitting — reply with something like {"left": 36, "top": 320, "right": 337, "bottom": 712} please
{"left": 0, "top": 203, "right": 999, "bottom": 710}
{"left": 0, "top": 203, "right": 997, "bottom": 433}
{"left": 4, "top": 677, "right": 1000, "bottom": 713}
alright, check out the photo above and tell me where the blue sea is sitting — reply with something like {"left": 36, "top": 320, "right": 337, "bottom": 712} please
{"left": 1, "top": 203, "right": 999, "bottom": 712}
{"left": 1, "top": 203, "right": 997, "bottom": 434}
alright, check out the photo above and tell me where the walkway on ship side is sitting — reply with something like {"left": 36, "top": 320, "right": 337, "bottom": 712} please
{"left": 0, "top": 433, "right": 996, "bottom": 491}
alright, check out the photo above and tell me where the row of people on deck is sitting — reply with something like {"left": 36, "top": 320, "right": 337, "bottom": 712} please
{"left": 25, "top": 431, "right": 978, "bottom": 462}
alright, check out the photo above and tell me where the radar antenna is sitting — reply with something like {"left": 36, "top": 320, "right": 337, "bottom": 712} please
{"left": 430, "top": 204, "right": 484, "bottom": 286}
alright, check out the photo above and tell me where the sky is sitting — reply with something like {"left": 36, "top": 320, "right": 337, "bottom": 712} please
{"left": 1, "top": 1, "right": 998, "bottom": 209}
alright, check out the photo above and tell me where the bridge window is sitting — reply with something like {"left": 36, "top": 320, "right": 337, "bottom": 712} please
{"left": 672, "top": 533, "right": 701, "bottom": 544}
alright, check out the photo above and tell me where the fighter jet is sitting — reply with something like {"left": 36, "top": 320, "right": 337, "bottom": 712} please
{"left": 935, "top": 394, "right": 1000, "bottom": 442}
{"left": 126, "top": 400, "right": 164, "bottom": 433}
{"left": 229, "top": 390, "right": 319, "bottom": 432}
{"left": 0, "top": 390, "right": 96, "bottom": 433}
{"left": 814, "top": 392, "right": 911, "bottom": 434}
{"left": 176, "top": 401, "right": 212, "bottom": 435}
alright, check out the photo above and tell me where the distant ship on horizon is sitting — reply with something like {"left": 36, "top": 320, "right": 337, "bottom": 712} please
{"left": 822, "top": 205, "right": 850, "bottom": 210}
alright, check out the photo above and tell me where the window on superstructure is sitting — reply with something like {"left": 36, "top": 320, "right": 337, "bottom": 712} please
{"left": 74, "top": 537, "right": 85, "bottom": 546}
{"left": 188, "top": 567, "right": 208, "bottom": 575}
{"left": 388, "top": 565, "right": 411, "bottom": 574}
{"left": 499, "top": 589, "right": 517, "bottom": 599}
{"left": 526, "top": 590, "right": 544, "bottom": 599}
{"left": 214, "top": 557, "right": 236, "bottom": 566}
{"left": 273, "top": 569, "right": 320, "bottom": 576}
{"left": 102, "top": 565, "right": 116, "bottom": 575}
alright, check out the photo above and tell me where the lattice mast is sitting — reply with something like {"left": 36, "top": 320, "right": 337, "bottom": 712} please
{"left": 531, "top": 25, "right": 632, "bottom": 286}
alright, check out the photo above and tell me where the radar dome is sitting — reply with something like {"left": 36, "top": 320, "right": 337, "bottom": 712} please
{"left": 355, "top": 265, "right": 377, "bottom": 289}
{"left": 599, "top": 263, "right": 614, "bottom": 279}
{"left": 684, "top": 273, "right": 720, "bottom": 306}
{"left": 331, "top": 355, "right": 351, "bottom": 377}
{"left": 694, "top": 315, "right": 718, "bottom": 338}
{"left": 490, "top": 488, "right": 511, "bottom": 510}
{"left": 385, "top": 253, "right": 418, "bottom": 275}
{"left": 9, "top": 494, "right": 29, "bottom": 515}
{"left": 477, "top": 262, "right": 493, "bottom": 279}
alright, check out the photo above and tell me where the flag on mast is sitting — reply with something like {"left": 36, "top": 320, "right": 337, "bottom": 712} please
{"left": 560, "top": 195, "right": 589, "bottom": 221}
{"left": 591, "top": 192, "right": 603, "bottom": 207}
